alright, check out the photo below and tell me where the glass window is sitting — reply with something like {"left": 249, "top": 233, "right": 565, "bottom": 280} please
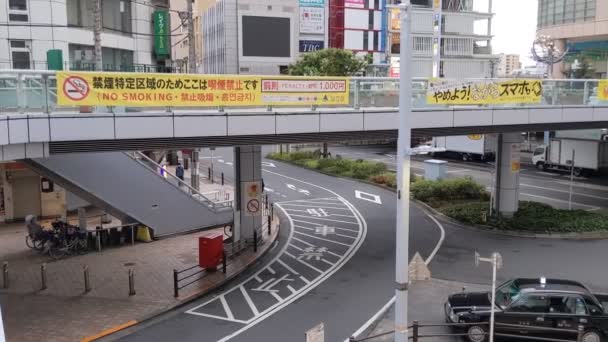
{"left": 496, "top": 280, "right": 522, "bottom": 308}
{"left": 534, "top": 148, "right": 545, "bottom": 156}
{"left": 9, "top": 40, "right": 31, "bottom": 69}
{"left": 510, "top": 295, "right": 550, "bottom": 313}
{"left": 9, "top": 0, "right": 27, "bottom": 10}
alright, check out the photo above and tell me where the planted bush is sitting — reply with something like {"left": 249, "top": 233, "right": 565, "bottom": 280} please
{"left": 411, "top": 177, "right": 490, "bottom": 206}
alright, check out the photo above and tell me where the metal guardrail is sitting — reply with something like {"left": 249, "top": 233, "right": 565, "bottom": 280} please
{"left": 350, "top": 321, "right": 586, "bottom": 342}
{"left": 0, "top": 69, "right": 605, "bottom": 114}
{"left": 173, "top": 199, "right": 274, "bottom": 297}
{"left": 125, "top": 151, "right": 233, "bottom": 212}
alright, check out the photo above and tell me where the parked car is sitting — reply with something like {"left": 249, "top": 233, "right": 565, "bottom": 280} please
{"left": 445, "top": 277, "right": 608, "bottom": 342}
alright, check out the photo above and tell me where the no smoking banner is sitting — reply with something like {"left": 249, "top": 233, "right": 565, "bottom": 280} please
{"left": 244, "top": 181, "right": 262, "bottom": 217}
{"left": 62, "top": 76, "right": 90, "bottom": 101}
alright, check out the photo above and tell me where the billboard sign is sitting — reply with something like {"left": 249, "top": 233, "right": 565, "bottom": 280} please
{"left": 56, "top": 72, "right": 350, "bottom": 107}
{"left": 345, "top": 0, "right": 365, "bottom": 8}
{"left": 153, "top": 10, "right": 170, "bottom": 57}
{"left": 300, "top": 7, "right": 325, "bottom": 34}
{"left": 427, "top": 79, "right": 543, "bottom": 105}
{"left": 300, "top": 0, "right": 325, "bottom": 6}
{"left": 299, "top": 40, "right": 325, "bottom": 52}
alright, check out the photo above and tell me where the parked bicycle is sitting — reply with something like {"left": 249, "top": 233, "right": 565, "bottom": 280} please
{"left": 25, "top": 216, "right": 89, "bottom": 259}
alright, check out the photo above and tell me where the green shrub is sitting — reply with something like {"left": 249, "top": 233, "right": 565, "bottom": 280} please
{"left": 411, "top": 177, "right": 489, "bottom": 205}
{"left": 369, "top": 173, "right": 397, "bottom": 188}
{"left": 303, "top": 160, "right": 320, "bottom": 169}
{"left": 441, "top": 201, "right": 490, "bottom": 225}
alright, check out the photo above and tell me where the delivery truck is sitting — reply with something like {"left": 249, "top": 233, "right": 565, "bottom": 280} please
{"left": 532, "top": 137, "right": 608, "bottom": 177}
{"left": 431, "top": 134, "right": 497, "bottom": 162}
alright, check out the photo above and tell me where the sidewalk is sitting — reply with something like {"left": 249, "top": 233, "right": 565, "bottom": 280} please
{"left": 363, "top": 279, "right": 487, "bottom": 342}
{"left": 0, "top": 214, "right": 279, "bottom": 342}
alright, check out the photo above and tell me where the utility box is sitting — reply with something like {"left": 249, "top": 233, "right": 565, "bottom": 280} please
{"left": 198, "top": 232, "right": 224, "bottom": 271}
{"left": 424, "top": 159, "right": 448, "bottom": 180}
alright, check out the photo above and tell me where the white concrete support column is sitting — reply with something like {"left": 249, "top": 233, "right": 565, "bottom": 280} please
{"left": 233, "top": 146, "right": 263, "bottom": 244}
{"left": 493, "top": 133, "right": 522, "bottom": 217}
{"left": 191, "top": 150, "right": 200, "bottom": 191}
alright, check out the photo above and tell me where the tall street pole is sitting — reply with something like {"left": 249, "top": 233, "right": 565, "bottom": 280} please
{"left": 187, "top": 0, "right": 196, "bottom": 73}
{"left": 94, "top": 0, "right": 102, "bottom": 71}
{"left": 432, "top": 0, "right": 442, "bottom": 78}
{"left": 395, "top": 2, "right": 412, "bottom": 342}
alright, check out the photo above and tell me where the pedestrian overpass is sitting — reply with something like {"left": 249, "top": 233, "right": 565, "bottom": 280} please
{"left": 1, "top": 70, "right": 606, "bottom": 237}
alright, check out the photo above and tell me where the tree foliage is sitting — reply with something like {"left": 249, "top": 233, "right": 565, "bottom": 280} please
{"left": 288, "top": 48, "right": 368, "bottom": 76}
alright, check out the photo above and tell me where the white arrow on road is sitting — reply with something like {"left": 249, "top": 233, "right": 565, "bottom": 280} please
{"left": 262, "top": 162, "right": 276, "bottom": 168}
{"left": 286, "top": 184, "right": 297, "bottom": 191}
{"left": 286, "top": 184, "right": 311, "bottom": 196}
{"left": 252, "top": 274, "right": 294, "bottom": 293}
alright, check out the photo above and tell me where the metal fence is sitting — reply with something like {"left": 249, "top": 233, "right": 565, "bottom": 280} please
{"left": 350, "top": 321, "right": 587, "bottom": 342}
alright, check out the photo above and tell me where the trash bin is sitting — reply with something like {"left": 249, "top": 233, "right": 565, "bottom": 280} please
{"left": 424, "top": 159, "right": 448, "bottom": 180}
{"left": 199, "top": 232, "right": 224, "bottom": 271}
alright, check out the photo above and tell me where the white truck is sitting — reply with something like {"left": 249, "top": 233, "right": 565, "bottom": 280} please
{"left": 532, "top": 137, "right": 608, "bottom": 177}
{"left": 431, "top": 134, "right": 497, "bottom": 162}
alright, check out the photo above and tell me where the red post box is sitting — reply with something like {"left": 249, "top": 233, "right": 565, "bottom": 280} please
{"left": 199, "top": 232, "right": 224, "bottom": 271}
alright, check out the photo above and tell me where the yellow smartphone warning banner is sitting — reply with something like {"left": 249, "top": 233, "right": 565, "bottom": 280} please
{"left": 56, "top": 72, "right": 350, "bottom": 107}
{"left": 427, "top": 79, "right": 543, "bottom": 105}
{"left": 598, "top": 80, "right": 608, "bottom": 101}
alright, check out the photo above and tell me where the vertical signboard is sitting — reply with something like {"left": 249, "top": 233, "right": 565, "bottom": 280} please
{"left": 300, "top": 7, "right": 325, "bottom": 34}
{"left": 153, "top": 10, "right": 170, "bottom": 57}
{"left": 511, "top": 143, "right": 521, "bottom": 173}
{"left": 244, "top": 181, "right": 262, "bottom": 217}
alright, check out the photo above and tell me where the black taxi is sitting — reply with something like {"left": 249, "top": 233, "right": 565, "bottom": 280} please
{"left": 445, "top": 278, "right": 608, "bottom": 342}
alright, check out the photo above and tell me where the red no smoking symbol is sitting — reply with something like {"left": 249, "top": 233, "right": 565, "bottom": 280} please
{"left": 247, "top": 199, "right": 260, "bottom": 214}
{"left": 62, "top": 76, "right": 90, "bottom": 101}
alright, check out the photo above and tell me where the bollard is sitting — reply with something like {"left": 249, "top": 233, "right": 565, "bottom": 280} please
{"left": 96, "top": 227, "right": 102, "bottom": 252}
{"left": 268, "top": 216, "right": 271, "bottom": 236}
{"left": 173, "top": 269, "right": 179, "bottom": 298}
{"left": 2, "top": 261, "right": 8, "bottom": 289}
{"left": 265, "top": 194, "right": 269, "bottom": 209}
{"left": 221, "top": 172, "right": 224, "bottom": 186}
{"left": 128, "top": 269, "right": 136, "bottom": 296}
{"left": 208, "top": 167, "right": 212, "bottom": 182}
{"left": 253, "top": 231, "right": 258, "bottom": 253}
{"left": 83, "top": 265, "right": 91, "bottom": 293}
{"left": 412, "top": 320, "right": 419, "bottom": 342}
{"left": 576, "top": 325, "right": 584, "bottom": 342}
{"left": 222, "top": 251, "right": 227, "bottom": 274}
{"left": 40, "top": 263, "right": 47, "bottom": 290}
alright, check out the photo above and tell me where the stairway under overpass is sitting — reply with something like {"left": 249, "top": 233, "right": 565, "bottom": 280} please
{"left": 23, "top": 152, "right": 233, "bottom": 236}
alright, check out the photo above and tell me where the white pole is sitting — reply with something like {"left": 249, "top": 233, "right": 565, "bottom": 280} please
{"left": 211, "top": 148, "right": 215, "bottom": 183}
{"left": 489, "top": 253, "right": 497, "bottom": 342}
{"left": 0, "top": 303, "right": 5, "bottom": 342}
{"left": 569, "top": 149, "right": 575, "bottom": 210}
{"left": 395, "top": 2, "right": 412, "bottom": 342}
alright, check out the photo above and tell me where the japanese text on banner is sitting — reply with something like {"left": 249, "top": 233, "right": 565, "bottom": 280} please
{"left": 427, "top": 79, "right": 543, "bottom": 105}
{"left": 56, "top": 72, "right": 350, "bottom": 107}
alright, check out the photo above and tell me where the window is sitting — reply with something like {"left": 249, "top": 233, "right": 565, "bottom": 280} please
{"left": 8, "top": 0, "right": 28, "bottom": 22}
{"left": 538, "top": 0, "right": 596, "bottom": 28}
{"left": 509, "top": 294, "right": 550, "bottom": 313}
{"left": 9, "top": 40, "right": 31, "bottom": 69}
{"left": 534, "top": 148, "right": 545, "bottom": 156}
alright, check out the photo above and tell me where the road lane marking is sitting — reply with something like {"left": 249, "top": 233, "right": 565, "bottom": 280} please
{"left": 295, "top": 225, "right": 356, "bottom": 240}
{"left": 278, "top": 203, "right": 351, "bottom": 210}
{"left": 521, "top": 183, "right": 608, "bottom": 201}
{"left": 267, "top": 266, "right": 276, "bottom": 275}
{"left": 520, "top": 193, "right": 600, "bottom": 210}
{"left": 287, "top": 214, "right": 359, "bottom": 225}
{"left": 276, "top": 259, "right": 299, "bottom": 275}
{"left": 294, "top": 231, "right": 352, "bottom": 247}
{"left": 240, "top": 286, "right": 260, "bottom": 316}
{"left": 209, "top": 171, "right": 367, "bottom": 342}
{"left": 284, "top": 251, "right": 324, "bottom": 273}
{"left": 292, "top": 220, "right": 360, "bottom": 232}
{"left": 220, "top": 295, "right": 235, "bottom": 321}
{"left": 355, "top": 190, "right": 382, "bottom": 204}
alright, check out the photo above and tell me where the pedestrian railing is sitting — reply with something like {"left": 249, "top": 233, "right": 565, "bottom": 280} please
{"left": 1, "top": 69, "right": 606, "bottom": 114}
{"left": 125, "top": 151, "right": 233, "bottom": 212}
{"left": 349, "top": 320, "right": 586, "bottom": 342}
{"left": 173, "top": 205, "right": 275, "bottom": 298}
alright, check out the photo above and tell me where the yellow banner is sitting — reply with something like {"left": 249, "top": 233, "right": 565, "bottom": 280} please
{"left": 56, "top": 72, "right": 350, "bottom": 107}
{"left": 599, "top": 80, "right": 608, "bottom": 101}
{"left": 426, "top": 79, "right": 543, "bottom": 105}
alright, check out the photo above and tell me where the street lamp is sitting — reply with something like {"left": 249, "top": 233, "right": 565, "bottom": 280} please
{"left": 475, "top": 252, "right": 503, "bottom": 342}
{"left": 394, "top": 1, "right": 413, "bottom": 342}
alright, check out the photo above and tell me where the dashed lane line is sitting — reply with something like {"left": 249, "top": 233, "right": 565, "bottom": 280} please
{"left": 277, "top": 203, "right": 352, "bottom": 210}
{"left": 286, "top": 214, "right": 359, "bottom": 225}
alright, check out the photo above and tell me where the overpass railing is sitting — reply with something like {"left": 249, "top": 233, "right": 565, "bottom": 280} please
{"left": 0, "top": 69, "right": 604, "bottom": 114}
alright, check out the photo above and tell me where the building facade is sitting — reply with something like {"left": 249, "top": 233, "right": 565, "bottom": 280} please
{"left": 537, "top": 0, "right": 608, "bottom": 78}
{"left": 1, "top": 0, "right": 175, "bottom": 71}
{"left": 386, "top": 0, "right": 498, "bottom": 78}
{"left": 497, "top": 53, "right": 522, "bottom": 77}
{"left": 200, "top": 0, "right": 303, "bottom": 75}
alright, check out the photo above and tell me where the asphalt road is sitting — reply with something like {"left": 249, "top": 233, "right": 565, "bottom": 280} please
{"left": 112, "top": 146, "right": 608, "bottom": 342}
{"left": 324, "top": 144, "right": 608, "bottom": 211}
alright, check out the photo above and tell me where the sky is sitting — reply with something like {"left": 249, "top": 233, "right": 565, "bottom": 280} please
{"left": 481, "top": 0, "right": 539, "bottom": 66}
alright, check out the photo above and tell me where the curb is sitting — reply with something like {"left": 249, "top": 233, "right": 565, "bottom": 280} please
{"left": 81, "top": 214, "right": 282, "bottom": 342}
{"left": 415, "top": 200, "right": 608, "bottom": 240}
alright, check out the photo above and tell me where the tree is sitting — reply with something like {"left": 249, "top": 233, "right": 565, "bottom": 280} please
{"left": 288, "top": 48, "right": 368, "bottom": 76}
